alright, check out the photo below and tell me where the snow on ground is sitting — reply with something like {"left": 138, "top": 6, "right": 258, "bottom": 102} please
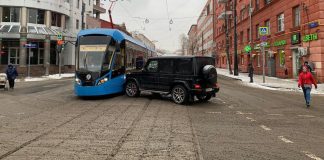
{"left": 217, "top": 68, "right": 324, "bottom": 95}
{"left": 22, "top": 73, "right": 75, "bottom": 82}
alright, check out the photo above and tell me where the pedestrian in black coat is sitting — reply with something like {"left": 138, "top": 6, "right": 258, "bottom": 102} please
{"left": 6, "top": 64, "right": 18, "bottom": 89}
{"left": 248, "top": 63, "right": 254, "bottom": 83}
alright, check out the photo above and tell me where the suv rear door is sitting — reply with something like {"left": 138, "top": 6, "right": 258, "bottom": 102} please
{"left": 140, "top": 59, "right": 159, "bottom": 90}
{"left": 158, "top": 59, "right": 174, "bottom": 92}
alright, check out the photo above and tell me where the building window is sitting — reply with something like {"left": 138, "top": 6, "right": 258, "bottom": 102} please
{"left": 28, "top": 9, "right": 45, "bottom": 24}
{"left": 240, "top": 9, "right": 245, "bottom": 21}
{"left": 257, "top": 54, "right": 261, "bottom": 67}
{"left": 279, "top": 50, "right": 285, "bottom": 67}
{"left": 76, "top": 19, "right": 79, "bottom": 29}
{"left": 207, "top": 4, "right": 210, "bottom": 15}
{"left": 77, "top": 0, "right": 80, "bottom": 9}
{"left": 265, "top": 19, "right": 270, "bottom": 34}
{"left": 264, "top": 0, "right": 271, "bottom": 5}
{"left": 241, "top": 55, "right": 244, "bottom": 65}
{"left": 8, "top": 48, "right": 20, "bottom": 65}
{"left": 2, "top": 7, "right": 20, "bottom": 22}
{"left": 293, "top": 6, "right": 301, "bottom": 27}
{"left": 277, "top": 13, "right": 285, "bottom": 32}
{"left": 89, "top": 0, "right": 91, "bottom": 5}
{"left": 256, "top": 24, "right": 260, "bottom": 39}
{"left": 255, "top": 0, "right": 260, "bottom": 11}
{"left": 51, "top": 12, "right": 62, "bottom": 27}
{"left": 240, "top": 31, "right": 244, "bottom": 44}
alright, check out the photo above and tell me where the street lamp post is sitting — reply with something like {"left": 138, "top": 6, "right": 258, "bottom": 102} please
{"left": 225, "top": 3, "right": 233, "bottom": 74}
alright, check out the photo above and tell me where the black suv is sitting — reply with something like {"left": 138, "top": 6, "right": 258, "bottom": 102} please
{"left": 125, "top": 56, "right": 219, "bottom": 104}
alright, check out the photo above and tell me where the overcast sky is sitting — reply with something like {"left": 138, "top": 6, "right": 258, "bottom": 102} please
{"left": 101, "top": 0, "right": 206, "bottom": 52}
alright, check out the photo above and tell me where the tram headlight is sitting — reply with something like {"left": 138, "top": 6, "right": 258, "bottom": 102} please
{"left": 75, "top": 78, "right": 81, "bottom": 85}
{"left": 97, "top": 77, "right": 109, "bottom": 85}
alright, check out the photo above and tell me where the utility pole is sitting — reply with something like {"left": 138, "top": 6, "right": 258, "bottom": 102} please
{"left": 233, "top": 0, "right": 239, "bottom": 76}
{"left": 225, "top": 3, "right": 233, "bottom": 74}
{"left": 249, "top": 0, "right": 253, "bottom": 64}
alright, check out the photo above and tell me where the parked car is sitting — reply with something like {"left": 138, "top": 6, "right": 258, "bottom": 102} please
{"left": 0, "top": 73, "right": 7, "bottom": 90}
{"left": 125, "top": 56, "right": 220, "bottom": 104}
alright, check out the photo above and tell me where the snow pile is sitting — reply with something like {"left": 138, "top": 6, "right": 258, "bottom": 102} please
{"left": 23, "top": 73, "right": 75, "bottom": 82}
{"left": 217, "top": 68, "right": 324, "bottom": 95}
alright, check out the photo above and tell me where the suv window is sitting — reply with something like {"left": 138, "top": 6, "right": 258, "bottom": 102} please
{"left": 159, "top": 59, "right": 173, "bottom": 74}
{"left": 146, "top": 60, "right": 158, "bottom": 72}
{"left": 175, "top": 58, "right": 193, "bottom": 75}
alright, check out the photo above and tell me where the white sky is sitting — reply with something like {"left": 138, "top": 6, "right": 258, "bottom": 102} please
{"left": 100, "top": 0, "right": 206, "bottom": 52}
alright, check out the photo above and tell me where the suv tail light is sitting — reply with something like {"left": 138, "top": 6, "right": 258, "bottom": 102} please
{"left": 214, "top": 83, "right": 219, "bottom": 88}
{"left": 194, "top": 84, "right": 201, "bottom": 89}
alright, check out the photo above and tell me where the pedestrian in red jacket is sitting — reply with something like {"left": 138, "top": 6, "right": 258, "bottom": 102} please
{"left": 298, "top": 66, "right": 317, "bottom": 108}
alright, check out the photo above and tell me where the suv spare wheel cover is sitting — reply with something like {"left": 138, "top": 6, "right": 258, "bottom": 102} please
{"left": 202, "top": 65, "right": 217, "bottom": 84}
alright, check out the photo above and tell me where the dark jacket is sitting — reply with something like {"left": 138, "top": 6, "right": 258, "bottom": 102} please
{"left": 6, "top": 65, "right": 18, "bottom": 80}
{"left": 248, "top": 65, "right": 254, "bottom": 77}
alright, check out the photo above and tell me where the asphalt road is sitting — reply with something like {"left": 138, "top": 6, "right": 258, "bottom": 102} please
{"left": 0, "top": 77, "right": 323, "bottom": 160}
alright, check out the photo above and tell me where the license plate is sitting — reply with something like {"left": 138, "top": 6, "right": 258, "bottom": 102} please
{"left": 206, "top": 88, "right": 213, "bottom": 92}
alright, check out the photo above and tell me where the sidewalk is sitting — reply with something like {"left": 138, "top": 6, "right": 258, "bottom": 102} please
{"left": 217, "top": 68, "right": 324, "bottom": 95}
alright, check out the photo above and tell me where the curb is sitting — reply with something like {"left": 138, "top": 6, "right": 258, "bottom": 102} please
{"left": 218, "top": 74, "right": 242, "bottom": 81}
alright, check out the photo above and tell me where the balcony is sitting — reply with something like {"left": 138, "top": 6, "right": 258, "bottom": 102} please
{"left": 93, "top": 4, "right": 106, "bottom": 13}
{"left": 217, "top": 11, "right": 233, "bottom": 20}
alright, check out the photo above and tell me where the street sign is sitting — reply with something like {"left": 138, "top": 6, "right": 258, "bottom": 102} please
{"left": 24, "top": 44, "right": 37, "bottom": 48}
{"left": 57, "top": 40, "right": 64, "bottom": 45}
{"left": 259, "top": 27, "right": 269, "bottom": 36}
{"left": 260, "top": 42, "right": 268, "bottom": 47}
{"left": 261, "top": 36, "right": 267, "bottom": 42}
{"left": 57, "top": 33, "right": 63, "bottom": 40}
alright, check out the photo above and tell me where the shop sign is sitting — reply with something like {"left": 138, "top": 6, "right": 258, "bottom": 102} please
{"left": 291, "top": 33, "right": 301, "bottom": 45}
{"left": 308, "top": 21, "right": 319, "bottom": 29}
{"left": 254, "top": 42, "right": 270, "bottom": 50}
{"left": 303, "top": 33, "right": 318, "bottom": 42}
{"left": 273, "top": 40, "right": 286, "bottom": 47}
{"left": 244, "top": 45, "right": 252, "bottom": 53}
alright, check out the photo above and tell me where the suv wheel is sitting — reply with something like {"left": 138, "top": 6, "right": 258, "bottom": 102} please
{"left": 125, "top": 81, "right": 140, "bottom": 97}
{"left": 171, "top": 85, "right": 188, "bottom": 104}
{"left": 197, "top": 94, "right": 212, "bottom": 102}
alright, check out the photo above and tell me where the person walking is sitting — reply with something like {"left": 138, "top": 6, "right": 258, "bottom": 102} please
{"left": 298, "top": 66, "right": 317, "bottom": 108}
{"left": 299, "top": 61, "right": 312, "bottom": 73}
{"left": 5, "top": 64, "right": 18, "bottom": 90}
{"left": 248, "top": 63, "right": 254, "bottom": 83}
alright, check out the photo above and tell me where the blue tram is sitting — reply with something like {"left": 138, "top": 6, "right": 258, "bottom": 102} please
{"left": 74, "top": 29, "right": 155, "bottom": 96}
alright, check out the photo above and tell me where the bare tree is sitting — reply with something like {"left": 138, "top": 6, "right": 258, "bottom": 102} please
{"left": 179, "top": 34, "right": 189, "bottom": 55}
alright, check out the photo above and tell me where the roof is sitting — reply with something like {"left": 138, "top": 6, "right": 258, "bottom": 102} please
{"left": 77, "top": 28, "right": 147, "bottom": 49}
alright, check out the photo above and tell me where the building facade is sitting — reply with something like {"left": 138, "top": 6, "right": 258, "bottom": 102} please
{"left": 196, "top": 0, "right": 214, "bottom": 57}
{"left": 214, "top": 0, "right": 324, "bottom": 82}
{"left": 187, "top": 25, "right": 197, "bottom": 55}
{"left": 0, "top": 0, "right": 103, "bottom": 77}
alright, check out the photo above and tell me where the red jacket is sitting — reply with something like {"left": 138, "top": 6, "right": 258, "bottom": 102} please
{"left": 298, "top": 72, "right": 317, "bottom": 88}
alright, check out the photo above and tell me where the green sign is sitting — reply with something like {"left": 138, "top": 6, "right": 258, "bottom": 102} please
{"left": 57, "top": 33, "right": 63, "bottom": 40}
{"left": 291, "top": 33, "right": 301, "bottom": 45}
{"left": 244, "top": 45, "right": 252, "bottom": 53}
{"left": 273, "top": 40, "right": 287, "bottom": 47}
{"left": 259, "top": 27, "right": 269, "bottom": 36}
{"left": 303, "top": 33, "right": 318, "bottom": 42}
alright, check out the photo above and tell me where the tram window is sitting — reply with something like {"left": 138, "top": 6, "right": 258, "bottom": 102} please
{"left": 112, "top": 51, "right": 125, "bottom": 78}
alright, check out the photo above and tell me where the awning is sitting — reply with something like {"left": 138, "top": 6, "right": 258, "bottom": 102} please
{"left": 0, "top": 24, "right": 76, "bottom": 39}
